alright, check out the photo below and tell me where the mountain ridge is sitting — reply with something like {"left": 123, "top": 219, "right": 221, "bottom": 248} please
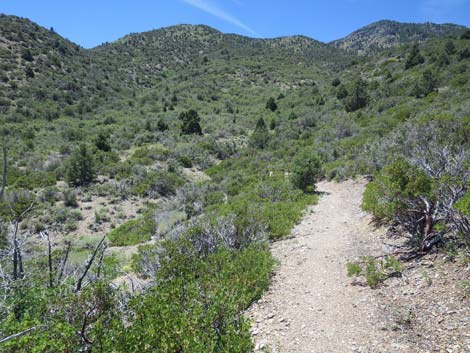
{"left": 330, "top": 19, "right": 467, "bottom": 54}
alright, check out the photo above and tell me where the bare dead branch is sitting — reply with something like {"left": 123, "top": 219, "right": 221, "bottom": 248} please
{"left": 0, "top": 326, "right": 40, "bottom": 345}
{"left": 76, "top": 235, "right": 106, "bottom": 292}
{"left": 0, "top": 140, "right": 6, "bottom": 200}
{"left": 57, "top": 240, "right": 72, "bottom": 284}
{"left": 40, "top": 231, "right": 54, "bottom": 288}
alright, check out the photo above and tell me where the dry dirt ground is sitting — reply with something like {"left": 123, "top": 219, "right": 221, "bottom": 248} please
{"left": 246, "top": 179, "right": 470, "bottom": 353}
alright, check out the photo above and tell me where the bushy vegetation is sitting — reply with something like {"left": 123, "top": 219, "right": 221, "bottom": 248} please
{"left": 65, "top": 145, "right": 96, "bottom": 186}
{"left": 0, "top": 229, "right": 274, "bottom": 352}
{"left": 107, "top": 217, "right": 156, "bottom": 246}
{"left": 362, "top": 118, "right": 469, "bottom": 256}
{"left": 347, "top": 255, "right": 403, "bottom": 287}
{"left": 291, "top": 147, "right": 323, "bottom": 193}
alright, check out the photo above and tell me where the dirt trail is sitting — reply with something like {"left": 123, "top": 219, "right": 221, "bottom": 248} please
{"left": 246, "top": 179, "right": 408, "bottom": 353}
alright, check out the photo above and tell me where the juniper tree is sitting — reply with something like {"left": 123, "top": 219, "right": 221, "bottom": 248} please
{"left": 405, "top": 43, "right": 425, "bottom": 69}
{"left": 65, "top": 145, "right": 96, "bottom": 186}
{"left": 291, "top": 148, "right": 322, "bottom": 193}
{"left": 344, "top": 78, "right": 369, "bottom": 112}
{"left": 266, "top": 97, "right": 278, "bottom": 112}
{"left": 179, "top": 109, "right": 202, "bottom": 135}
{"left": 250, "top": 117, "right": 269, "bottom": 149}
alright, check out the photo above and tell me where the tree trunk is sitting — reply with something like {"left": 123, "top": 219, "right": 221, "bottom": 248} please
{"left": 12, "top": 221, "right": 19, "bottom": 280}
{"left": 0, "top": 142, "right": 6, "bottom": 200}
{"left": 57, "top": 241, "right": 71, "bottom": 284}
{"left": 421, "top": 212, "right": 435, "bottom": 252}
{"left": 42, "top": 231, "right": 54, "bottom": 288}
{"left": 76, "top": 235, "right": 106, "bottom": 292}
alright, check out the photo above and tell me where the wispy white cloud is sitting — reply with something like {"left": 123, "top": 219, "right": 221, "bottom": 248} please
{"left": 182, "top": 0, "right": 259, "bottom": 36}
{"left": 421, "top": 0, "right": 470, "bottom": 20}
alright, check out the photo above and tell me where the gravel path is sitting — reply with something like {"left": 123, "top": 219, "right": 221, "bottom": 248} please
{"left": 246, "top": 179, "right": 407, "bottom": 353}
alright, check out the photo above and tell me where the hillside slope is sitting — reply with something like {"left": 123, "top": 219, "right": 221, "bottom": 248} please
{"left": 330, "top": 20, "right": 466, "bottom": 54}
{"left": 90, "top": 25, "right": 351, "bottom": 87}
{"left": 0, "top": 15, "right": 130, "bottom": 116}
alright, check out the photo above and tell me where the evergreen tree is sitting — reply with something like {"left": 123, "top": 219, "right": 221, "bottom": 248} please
{"left": 25, "top": 67, "right": 35, "bottom": 78}
{"left": 288, "top": 112, "right": 298, "bottom": 120}
{"left": 461, "top": 28, "right": 470, "bottom": 40}
{"left": 460, "top": 48, "right": 470, "bottom": 60}
{"left": 250, "top": 118, "right": 269, "bottom": 149}
{"left": 332, "top": 78, "right": 341, "bottom": 87}
{"left": 405, "top": 43, "right": 425, "bottom": 69}
{"left": 445, "top": 40, "right": 456, "bottom": 55}
{"left": 157, "top": 119, "right": 169, "bottom": 132}
{"left": 65, "top": 145, "right": 96, "bottom": 186}
{"left": 179, "top": 110, "right": 203, "bottom": 135}
{"left": 266, "top": 97, "right": 278, "bottom": 112}
{"left": 336, "top": 84, "right": 349, "bottom": 100}
{"left": 270, "top": 119, "right": 276, "bottom": 130}
{"left": 21, "top": 49, "right": 34, "bottom": 62}
{"left": 95, "top": 132, "right": 111, "bottom": 152}
{"left": 344, "top": 78, "right": 369, "bottom": 112}
{"left": 412, "top": 69, "right": 438, "bottom": 98}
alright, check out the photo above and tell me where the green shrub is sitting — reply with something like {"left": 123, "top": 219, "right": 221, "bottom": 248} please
{"left": 455, "top": 193, "right": 470, "bottom": 217}
{"left": 178, "top": 155, "right": 193, "bottom": 168}
{"left": 291, "top": 148, "right": 323, "bottom": 193}
{"left": 13, "top": 171, "right": 56, "bottom": 190}
{"left": 107, "top": 217, "right": 156, "bottom": 246}
{"left": 63, "top": 189, "right": 79, "bottom": 208}
{"left": 362, "top": 159, "right": 434, "bottom": 221}
{"left": 131, "top": 145, "right": 171, "bottom": 163}
{"left": 133, "top": 171, "right": 184, "bottom": 198}
{"left": 124, "top": 239, "right": 274, "bottom": 353}
{"left": 347, "top": 256, "right": 403, "bottom": 288}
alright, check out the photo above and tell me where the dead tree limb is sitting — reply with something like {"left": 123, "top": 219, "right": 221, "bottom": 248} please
{"left": 76, "top": 236, "right": 106, "bottom": 292}
{"left": 40, "top": 231, "right": 54, "bottom": 288}
{"left": 0, "top": 139, "right": 7, "bottom": 200}
{"left": 0, "top": 326, "right": 39, "bottom": 345}
{"left": 10, "top": 201, "right": 34, "bottom": 280}
{"left": 96, "top": 242, "right": 107, "bottom": 279}
{"left": 57, "top": 240, "right": 72, "bottom": 284}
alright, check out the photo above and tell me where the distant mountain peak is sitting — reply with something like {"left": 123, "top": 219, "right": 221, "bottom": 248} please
{"left": 330, "top": 20, "right": 467, "bottom": 55}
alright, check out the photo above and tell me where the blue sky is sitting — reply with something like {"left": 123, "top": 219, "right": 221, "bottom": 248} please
{"left": 1, "top": 0, "right": 469, "bottom": 48}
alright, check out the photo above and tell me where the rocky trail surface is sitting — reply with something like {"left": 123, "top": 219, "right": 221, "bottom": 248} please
{"left": 246, "top": 179, "right": 409, "bottom": 353}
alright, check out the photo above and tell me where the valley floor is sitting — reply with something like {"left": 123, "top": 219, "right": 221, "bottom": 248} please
{"left": 246, "top": 180, "right": 470, "bottom": 352}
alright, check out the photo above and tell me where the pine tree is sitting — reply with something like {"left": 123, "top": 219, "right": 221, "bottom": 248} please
{"left": 65, "top": 145, "right": 96, "bottom": 186}
{"left": 266, "top": 97, "right": 278, "bottom": 112}
{"left": 405, "top": 43, "right": 425, "bottom": 69}
{"left": 412, "top": 69, "right": 438, "bottom": 98}
{"left": 95, "top": 133, "right": 111, "bottom": 152}
{"left": 344, "top": 78, "right": 369, "bottom": 112}
{"left": 461, "top": 29, "right": 470, "bottom": 40}
{"left": 157, "top": 119, "right": 169, "bottom": 132}
{"left": 250, "top": 118, "right": 269, "bottom": 149}
{"left": 445, "top": 40, "right": 456, "bottom": 55}
{"left": 179, "top": 110, "right": 203, "bottom": 135}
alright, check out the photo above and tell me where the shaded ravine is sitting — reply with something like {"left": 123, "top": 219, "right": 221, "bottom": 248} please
{"left": 246, "top": 179, "right": 408, "bottom": 353}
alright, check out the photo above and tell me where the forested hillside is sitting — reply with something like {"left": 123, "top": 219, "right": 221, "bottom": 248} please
{"left": 0, "top": 13, "right": 469, "bottom": 352}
